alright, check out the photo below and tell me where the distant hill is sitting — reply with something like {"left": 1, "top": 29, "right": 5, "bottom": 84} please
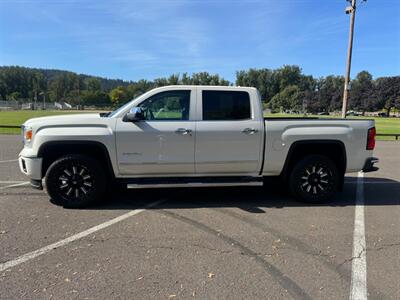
{"left": 0, "top": 65, "right": 133, "bottom": 92}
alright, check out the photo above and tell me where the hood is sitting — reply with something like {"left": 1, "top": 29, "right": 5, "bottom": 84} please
{"left": 23, "top": 113, "right": 101, "bottom": 127}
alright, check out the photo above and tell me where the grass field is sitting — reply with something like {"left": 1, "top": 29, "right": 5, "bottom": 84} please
{"left": 0, "top": 110, "right": 399, "bottom": 140}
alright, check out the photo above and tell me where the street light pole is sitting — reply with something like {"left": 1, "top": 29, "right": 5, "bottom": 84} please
{"left": 341, "top": 0, "right": 357, "bottom": 118}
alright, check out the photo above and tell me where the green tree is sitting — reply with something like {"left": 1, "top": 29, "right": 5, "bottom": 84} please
{"left": 0, "top": 77, "right": 6, "bottom": 99}
{"left": 310, "top": 75, "right": 344, "bottom": 113}
{"left": 181, "top": 73, "right": 191, "bottom": 85}
{"left": 8, "top": 91, "right": 21, "bottom": 101}
{"left": 349, "top": 71, "right": 375, "bottom": 113}
{"left": 85, "top": 77, "right": 101, "bottom": 92}
{"left": 190, "top": 72, "right": 230, "bottom": 86}
{"left": 50, "top": 74, "right": 68, "bottom": 101}
{"left": 275, "top": 65, "right": 302, "bottom": 91}
{"left": 168, "top": 74, "right": 180, "bottom": 85}
{"left": 127, "top": 80, "right": 153, "bottom": 99}
{"left": 270, "top": 85, "right": 303, "bottom": 113}
{"left": 31, "top": 71, "right": 46, "bottom": 101}
{"left": 110, "top": 86, "right": 129, "bottom": 107}
{"left": 236, "top": 66, "right": 306, "bottom": 104}
{"left": 236, "top": 68, "right": 276, "bottom": 102}
{"left": 375, "top": 76, "right": 400, "bottom": 115}
{"left": 81, "top": 90, "right": 111, "bottom": 107}
{"left": 153, "top": 77, "right": 168, "bottom": 87}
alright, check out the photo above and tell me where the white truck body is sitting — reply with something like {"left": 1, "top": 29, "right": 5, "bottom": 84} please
{"left": 18, "top": 85, "right": 378, "bottom": 207}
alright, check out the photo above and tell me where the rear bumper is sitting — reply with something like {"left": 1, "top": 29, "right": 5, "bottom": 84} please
{"left": 362, "top": 157, "right": 379, "bottom": 172}
{"left": 18, "top": 156, "right": 42, "bottom": 180}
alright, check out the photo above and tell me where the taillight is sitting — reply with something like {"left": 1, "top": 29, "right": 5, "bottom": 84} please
{"left": 367, "top": 127, "right": 376, "bottom": 150}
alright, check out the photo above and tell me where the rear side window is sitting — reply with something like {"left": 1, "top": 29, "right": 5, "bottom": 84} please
{"left": 202, "top": 91, "right": 251, "bottom": 120}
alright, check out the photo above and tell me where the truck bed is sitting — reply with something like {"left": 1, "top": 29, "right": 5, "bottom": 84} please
{"left": 262, "top": 117, "right": 375, "bottom": 175}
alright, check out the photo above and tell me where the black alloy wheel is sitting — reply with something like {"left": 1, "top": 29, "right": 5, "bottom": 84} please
{"left": 45, "top": 154, "right": 106, "bottom": 208}
{"left": 289, "top": 155, "right": 339, "bottom": 203}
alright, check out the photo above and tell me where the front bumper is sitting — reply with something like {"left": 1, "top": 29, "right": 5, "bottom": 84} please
{"left": 362, "top": 157, "right": 379, "bottom": 172}
{"left": 18, "top": 156, "right": 42, "bottom": 180}
{"left": 30, "top": 179, "right": 43, "bottom": 190}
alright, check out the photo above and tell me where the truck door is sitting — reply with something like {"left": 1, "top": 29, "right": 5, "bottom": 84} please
{"left": 195, "top": 89, "right": 263, "bottom": 175}
{"left": 115, "top": 89, "right": 195, "bottom": 175}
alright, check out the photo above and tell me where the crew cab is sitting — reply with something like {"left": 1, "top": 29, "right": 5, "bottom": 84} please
{"left": 19, "top": 86, "right": 378, "bottom": 208}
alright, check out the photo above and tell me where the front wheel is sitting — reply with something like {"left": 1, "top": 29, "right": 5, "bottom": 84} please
{"left": 289, "top": 155, "right": 339, "bottom": 203}
{"left": 45, "top": 154, "right": 106, "bottom": 208}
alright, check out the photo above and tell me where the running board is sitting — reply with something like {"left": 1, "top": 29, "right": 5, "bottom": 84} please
{"left": 126, "top": 177, "right": 263, "bottom": 189}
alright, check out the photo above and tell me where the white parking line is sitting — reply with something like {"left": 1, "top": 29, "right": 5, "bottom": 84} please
{"left": 0, "top": 199, "right": 165, "bottom": 272}
{"left": 0, "top": 159, "right": 18, "bottom": 164}
{"left": 0, "top": 181, "right": 30, "bottom": 190}
{"left": 350, "top": 172, "right": 367, "bottom": 300}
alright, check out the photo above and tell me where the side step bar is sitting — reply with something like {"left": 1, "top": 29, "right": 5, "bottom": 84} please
{"left": 126, "top": 177, "right": 263, "bottom": 189}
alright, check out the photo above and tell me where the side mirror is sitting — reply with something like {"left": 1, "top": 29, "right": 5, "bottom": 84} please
{"left": 123, "top": 107, "right": 145, "bottom": 122}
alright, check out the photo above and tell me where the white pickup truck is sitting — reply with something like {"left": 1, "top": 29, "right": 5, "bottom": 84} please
{"left": 19, "top": 85, "right": 378, "bottom": 208}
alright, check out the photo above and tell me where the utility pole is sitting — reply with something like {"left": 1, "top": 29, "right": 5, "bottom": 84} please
{"left": 341, "top": 0, "right": 357, "bottom": 118}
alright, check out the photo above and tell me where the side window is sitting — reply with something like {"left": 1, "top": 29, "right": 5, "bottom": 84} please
{"left": 139, "top": 90, "right": 191, "bottom": 121}
{"left": 202, "top": 91, "right": 251, "bottom": 121}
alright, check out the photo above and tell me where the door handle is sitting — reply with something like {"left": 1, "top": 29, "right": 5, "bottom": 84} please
{"left": 175, "top": 128, "right": 192, "bottom": 136}
{"left": 242, "top": 128, "right": 258, "bottom": 134}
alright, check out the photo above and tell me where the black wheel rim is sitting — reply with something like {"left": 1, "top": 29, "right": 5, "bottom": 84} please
{"left": 299, "top": 164, "right": 332, "bottom": 196}
{"left": 57, "top": 164, "right": 94, "bottom": 201}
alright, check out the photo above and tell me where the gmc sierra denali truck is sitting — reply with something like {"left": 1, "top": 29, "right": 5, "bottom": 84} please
{"left": 19, "top": 85, "right": 378, "bottom": 208}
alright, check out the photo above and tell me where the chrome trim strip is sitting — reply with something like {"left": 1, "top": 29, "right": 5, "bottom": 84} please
{"left": 119, "top": 160, "right": 258, "bottom": 166}
{"left": 127, "top": 181, "right": 263, "bottom": 189}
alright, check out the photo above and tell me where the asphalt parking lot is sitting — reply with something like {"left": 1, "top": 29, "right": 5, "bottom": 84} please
{"left": 0, "top": 135, "right": 399, "bottom": 300}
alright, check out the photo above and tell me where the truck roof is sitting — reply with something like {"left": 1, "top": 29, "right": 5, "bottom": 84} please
{"left": 155, "top": 85, "right": 257, "bottom": 91}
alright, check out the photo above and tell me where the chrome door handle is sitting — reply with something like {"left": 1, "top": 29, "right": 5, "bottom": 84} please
{"left": 242, "top": 128, "right": 258, "bottom": 134}
{"left": 175, "top": 128, "right": 192, "bottom": 136}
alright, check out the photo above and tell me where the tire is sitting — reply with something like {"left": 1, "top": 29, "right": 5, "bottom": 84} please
{"left": 289, "top": 155, "right": 339, "bottom": 203}
{"left": 45, "top": 154, "right": 106, "bottom": 208}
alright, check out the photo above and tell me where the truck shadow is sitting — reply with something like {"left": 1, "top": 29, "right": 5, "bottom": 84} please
{"left": 91, "top": 176, "right": 400, "bottom": 212}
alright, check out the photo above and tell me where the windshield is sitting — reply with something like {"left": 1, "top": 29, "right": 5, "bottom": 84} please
{"left": 108, "top": 99, "right": 135, "bottom": 118}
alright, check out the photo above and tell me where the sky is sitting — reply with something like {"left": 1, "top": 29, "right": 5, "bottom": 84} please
{"left": 0, "top": 0, "right": 399, "bottom": 82}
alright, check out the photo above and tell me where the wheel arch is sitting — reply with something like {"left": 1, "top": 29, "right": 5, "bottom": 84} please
{"left": 38, "top": 140, "right": 115, "bottom": 179}
{"left": 281, "top": 140, "right": 347, "bottom": 188}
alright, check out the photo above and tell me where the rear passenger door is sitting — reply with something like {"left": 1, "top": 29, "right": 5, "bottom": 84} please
{"left": 195, "top": 89, "right": 263, "bottom": 175}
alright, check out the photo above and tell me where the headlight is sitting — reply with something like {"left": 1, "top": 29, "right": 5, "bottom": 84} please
{"left": 22, "top": 125, "right": 33, "bottom": 145}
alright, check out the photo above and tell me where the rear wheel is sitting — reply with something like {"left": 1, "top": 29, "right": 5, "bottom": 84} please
{"left": 45, "top": 154, "right": 106, "bottom": 208}
{"left": 289, "top": 155, "right": 339, "bottom": 203}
